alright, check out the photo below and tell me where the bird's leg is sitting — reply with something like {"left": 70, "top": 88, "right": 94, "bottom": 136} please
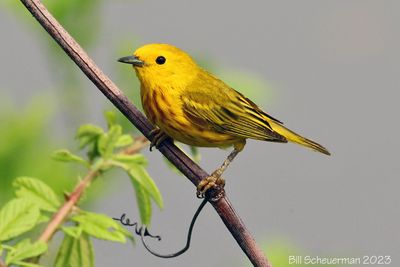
{"left": 197, "top": 141, "right": 245, "bottom": 201}
{"left": 196, "top": 148, "right": 240, "bottom": 200}
{"left": 149, "top": 128, "right": 170, "bottom": 151}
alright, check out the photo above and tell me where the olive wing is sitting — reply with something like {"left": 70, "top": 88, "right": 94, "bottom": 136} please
{"left": 181, "top": 90, "right": 287, "bottom": 142}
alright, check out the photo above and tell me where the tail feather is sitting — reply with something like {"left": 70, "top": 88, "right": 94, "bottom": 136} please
{"left": 269, "top": 121, "right": 331, "bottom": 156}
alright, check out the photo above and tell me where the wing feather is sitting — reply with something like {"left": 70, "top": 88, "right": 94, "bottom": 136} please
{"left": 181, "top": 88, "right": 287, "bottom": 142}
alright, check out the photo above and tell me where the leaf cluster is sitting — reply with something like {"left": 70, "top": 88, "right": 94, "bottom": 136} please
{"left": 0, "top": 112, "right": 163, "bottom": 266}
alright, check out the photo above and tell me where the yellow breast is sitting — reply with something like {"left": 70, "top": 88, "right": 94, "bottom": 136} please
{"left": 140, "top": 85, "right": 239, "bottom": 147}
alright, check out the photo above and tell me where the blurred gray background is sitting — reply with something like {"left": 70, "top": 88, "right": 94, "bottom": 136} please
{"left": 1, "top": 0, "right": 399, "bottom": 266}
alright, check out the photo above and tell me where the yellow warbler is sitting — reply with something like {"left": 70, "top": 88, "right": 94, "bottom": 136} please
{"left": 119, "top": 44, "right": 330, "bottom": 198}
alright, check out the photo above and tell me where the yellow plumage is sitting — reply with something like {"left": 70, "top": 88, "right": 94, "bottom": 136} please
{"left": 119, "top": 43, "right": 330, "bottom": 197}
{"left": 121, "top": 43, "right": 329, "bottom": 155}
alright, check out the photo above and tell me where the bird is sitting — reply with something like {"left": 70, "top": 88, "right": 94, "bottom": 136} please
{"left": 118, "top": 43, "right": 330, "bottom": 199}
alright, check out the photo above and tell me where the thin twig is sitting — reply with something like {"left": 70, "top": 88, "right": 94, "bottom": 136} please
{"left": 18, "top": 1, "right": 271, "bottom": 266}
{"left": 121, "top": 136, "right": 150, "bottom": 155}
{"left": 28, "top": 167, "right": 100, "bottom": 263}
{"left": 37, "top": 136, "right": 146, "bottom": 243}
{"left": 38, "top": 168, "right": 99, "bottom": 243}
{"left": 33, "top": 138, "right": 148, "bottom": 263}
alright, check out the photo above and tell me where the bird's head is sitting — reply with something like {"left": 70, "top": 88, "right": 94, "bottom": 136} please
{"left": 118, "top": 44, "right": 199, "bottom": 89}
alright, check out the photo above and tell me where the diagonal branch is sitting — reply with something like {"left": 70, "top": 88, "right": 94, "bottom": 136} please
{"left": 19, "top": 0, "right": 271, "bottom": 266}
{"left": 37, "top": 136, "right": 149, "bottom": 245}
{"left": 27, "top": 136, "right": 151, "bottom": 264}
{"left": 38, "top": 168, "right": 99, "bottom": 244}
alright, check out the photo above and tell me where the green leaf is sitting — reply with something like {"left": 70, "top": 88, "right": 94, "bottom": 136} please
{"left": 1, "top": 244, "right": 14, "bottom": 251}
{"left": 190, "top": 146, "right": 201, "bottom": 163}
{"left": 104, "top": 111, "right": 116, "bottom": 128}
{"left": 52, "top": 149, "right": 88, "bottom": 166}
{"left": 61, "top": 226, "right": 82, "bottom": 239}
{"left": 0, "top": 198, "right": 40, "bottom": 241}
{"left": 112, "top": 154, "right": 148, "bottom": 166}
{"left": 76, "top": 124, "right": 104, "bottom": 138}
{"left": 128, "top": 164, "right": 163, "bottom": 209}
{"left": 5, "top": 239, "right": 47, "bottom": 265}
{"left": 12, "top": 261, "right": 42, "bottom": 267}
{"left": 115, "top": 134, "right": 133, "bottom": 148}
{"left": 98, "top": 125, "right": 122, "bottom": 158}
{"left": 54, "top": 233, "right": 94, "bottom": 267}
{"left": 131, "top": 179, "right": 152, "bottom": 225}
{"left": 13, "top": 177, "right": 61, "bottom": 212}
{"left": 76, "top": 124, "right": 104, "bottom": 148}
{"left": 37, "top": 214, "right": 51, "bottom": 225}
{"left": 71, "top": 212, "right": 131, "bottom": 243}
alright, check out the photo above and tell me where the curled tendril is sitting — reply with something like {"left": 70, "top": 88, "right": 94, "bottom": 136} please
{"left": 114, "top": 198, "right": 208, "bottom": 258}
{"left": 113, "top": 214, "right": 161, "bottom": 240}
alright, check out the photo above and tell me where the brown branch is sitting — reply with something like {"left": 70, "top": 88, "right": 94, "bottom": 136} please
{"left": 121, "top": 136, "right": 150, "bottom": 155}
{"left": 37, "top": 138, "right": 149, "bottom": 242}
{"left": 19, "top": 0, "right": 271, "bottom": 266}
{"left": 32, "top": 137, "right": 149, "bottom": 263}
{"left": 38, "top": 168, "right": 99, "bottom": 243}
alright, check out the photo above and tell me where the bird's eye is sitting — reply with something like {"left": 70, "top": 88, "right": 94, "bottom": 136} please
{"left": 156, "top": 56, "right": 166, "bottom": 65}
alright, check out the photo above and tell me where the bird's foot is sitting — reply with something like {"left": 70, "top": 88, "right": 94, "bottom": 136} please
{"left": 149, "top": 128, "right": 170, "bottom": 151}
{"left": 196, "top": 172, "right": 225, "bottom": 202}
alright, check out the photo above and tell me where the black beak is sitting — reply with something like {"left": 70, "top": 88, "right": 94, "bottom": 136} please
{"left": 118, "top": 55, "right": 144, "bottom": 67}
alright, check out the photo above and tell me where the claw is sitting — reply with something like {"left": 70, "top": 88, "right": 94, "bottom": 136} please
{"left": 149, "top": 129, "right": 170, "bottom": 151}
{"left": 195, "top": 146, "right": 242, "bottom": 201}
{"left": 196, "top": 174, "right": 225, "bottom": 201}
